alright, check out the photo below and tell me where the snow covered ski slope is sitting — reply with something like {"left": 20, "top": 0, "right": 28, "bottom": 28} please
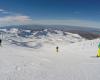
{"left": 0, "top": 39, "right": 100, "bottom": 80}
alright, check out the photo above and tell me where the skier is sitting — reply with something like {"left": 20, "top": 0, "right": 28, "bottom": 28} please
{"left": 0, "top": 39, "right": 2, "bottom": 46}
{"left": 97, "top": 42, "right": 100, "bottom": 57}
{"left": 56, "top": 46, "right": 59, "bottom": 52}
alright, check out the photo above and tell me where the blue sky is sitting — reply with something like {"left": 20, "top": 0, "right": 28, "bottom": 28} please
{"left": 0, "top": 0, "right": 100, "bottom": 28}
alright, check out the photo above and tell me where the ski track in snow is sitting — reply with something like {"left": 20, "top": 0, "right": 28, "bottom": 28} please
{"left": 0, "top": 39, "right": 100, "bottom": 80}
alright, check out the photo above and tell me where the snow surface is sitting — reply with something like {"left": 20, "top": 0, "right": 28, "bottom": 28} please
{"left": 0, "top": 38, "right": 100, "bottom": 80}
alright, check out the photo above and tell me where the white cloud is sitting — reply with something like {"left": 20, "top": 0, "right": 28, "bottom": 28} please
{"left": 0, "top": 8, "right": 13, "bottom": 14}
{"left": 0, "top": 15, "right": 33, "bottom": 26}
{"left": 2, "top": 11, "right": 10, "bottom": 14}
{"left": 0, "top": 9, "right": 5, "bottom": 12}
{"left": 0, "top": 15, "right": 100, "bottom": 28}
{"left": 0, "top": 8, "right": 100, "bottom": 28}
{"left": 0, "top": 8, "right": 33, "bottom": 26}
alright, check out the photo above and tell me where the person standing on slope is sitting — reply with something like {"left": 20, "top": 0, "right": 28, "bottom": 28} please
{"left": 56, "top": 46, "right": 59, "bottom": 52}
{"left": 0, "top": 39, "right": 2, "bottom": 46}
{"left": 97, "top": 42, "right": 100, "bottom": 57}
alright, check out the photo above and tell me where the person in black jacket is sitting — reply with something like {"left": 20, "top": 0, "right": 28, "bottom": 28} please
{"left": 0, "top": 39, "right": 2, "bottom": 46}
{"left": 56, "top": 46, "right": 59, "bottom": 52}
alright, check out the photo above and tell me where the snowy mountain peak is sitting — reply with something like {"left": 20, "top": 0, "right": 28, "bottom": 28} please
{"left": 0, "top": 25, "right": 100, "bottom": 48}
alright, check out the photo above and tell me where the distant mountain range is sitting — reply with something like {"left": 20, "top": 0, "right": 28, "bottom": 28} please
{"left": 0, "top": 24, "right": 100, "bottom": 40}
{"left": 0, "top": 24, "right": 100, "bottom": 33}
{"left": 0, "top": 24, "right": 100, "bottom": 48}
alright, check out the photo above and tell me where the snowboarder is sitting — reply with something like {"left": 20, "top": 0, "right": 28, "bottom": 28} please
{"left": 97, "top": 42, "right": 100, "bottom": 57}
{"left": 56, "top": 46, "right": 59, "bottom": 52}
{"left": 0, "top": 39, "right": 2, "bottom": 46}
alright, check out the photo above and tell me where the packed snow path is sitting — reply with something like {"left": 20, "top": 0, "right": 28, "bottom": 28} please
{"left": 0, "top": 39, "right": 100, "bottom": 80}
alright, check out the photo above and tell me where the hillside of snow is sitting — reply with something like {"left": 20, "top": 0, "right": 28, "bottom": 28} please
{"left": 0, "top": 37, "right": 100, "bottom": 80}
{"left": 0, "top": 26, "right": 100, "bottom": 80}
